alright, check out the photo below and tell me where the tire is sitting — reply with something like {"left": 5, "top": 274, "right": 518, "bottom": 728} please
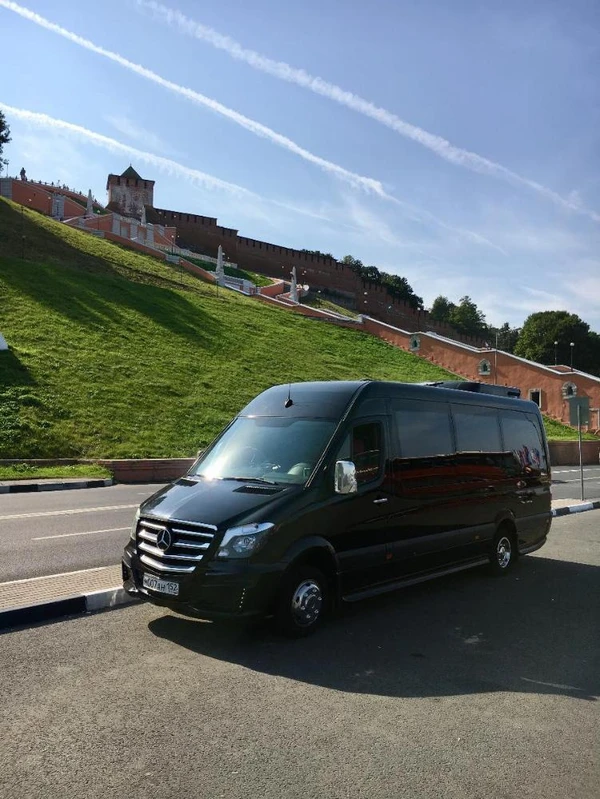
{"left": 274, "top": 565, "right": 328, "bottom": 637}
{"left": 489, "top": 528, "right": 517, "bottom": 576}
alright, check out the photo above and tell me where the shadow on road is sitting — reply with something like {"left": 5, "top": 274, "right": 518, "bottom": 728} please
{"left": 149, "top": 556, "right": 599, "bottom": 701}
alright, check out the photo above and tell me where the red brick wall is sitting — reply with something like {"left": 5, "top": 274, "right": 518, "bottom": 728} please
{"left": 10, "top": 181, "right": 53, "bottom": 214}
{"left": 362, "top": 318, "right": 600, "bottom": 429}
{"left": 145, "top": 204, "right": 485, "bottom": 345}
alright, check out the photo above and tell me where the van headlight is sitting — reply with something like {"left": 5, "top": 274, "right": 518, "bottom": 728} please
{"left": 216, "top": 523, "right": 275, "bottom": 559}
{"left": 129, "top": 508, "right": 140, "bottom": 541}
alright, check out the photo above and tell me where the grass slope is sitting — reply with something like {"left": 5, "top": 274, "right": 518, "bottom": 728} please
{"left": 0, "top": 464, "right": 112, "bottom": 481}
{"left": 0, "top": 199, "right": 456, "bottom": 458}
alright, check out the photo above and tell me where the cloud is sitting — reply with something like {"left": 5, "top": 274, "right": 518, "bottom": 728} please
{"left": 0, "top": 0, "right": 502, "bottom": 252}
{"left": 137, "top": 0, "right": 600, "bottom": 224}
{"left": 0, "top": 104, "right": 378, "bottom": 232}
{"left": 0, "top": 103, "right": 259, "bottom": 198}
{"left": 105, "top": 114, "right": 176, "bottom": 155}
{"left": 0, "top": 0, "right": 387, "bottom": 196}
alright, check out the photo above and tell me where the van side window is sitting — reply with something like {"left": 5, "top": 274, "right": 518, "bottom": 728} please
{"left": 394, "top": 401, "right": 453, "bottom": 458}
{"left": 452, "top": 406, "right": 502, "bottom": 452}
{"left": 338, "top": 423, "right": 382, "bottom": 485}
{"left": 500, "top": 411, "right": 547, "bottom": 472}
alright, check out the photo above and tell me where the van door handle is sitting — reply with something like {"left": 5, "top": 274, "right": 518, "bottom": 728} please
{"left": 373, "top": 497, "right": 388, "bottom": 505}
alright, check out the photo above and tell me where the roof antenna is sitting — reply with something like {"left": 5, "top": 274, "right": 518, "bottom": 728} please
{"left": 284, "top": 384, "right": 294, "bottom": 408}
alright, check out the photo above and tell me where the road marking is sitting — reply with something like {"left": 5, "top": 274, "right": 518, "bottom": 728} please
{"left": 32, "top": 527, "right": 130, "bottom": 541}
{"left": 0, "top": 504, "right": 137, "bottom": 521}
{"left": 553, "top": 468, "right": 600, "bottom": 474}
{"left": 0, "top": 566, "right": 115, "bottom": 587}
{"left": 554, "top": 477, "right": 600, "bottom": 483}
{"left": 521, "top": 677, "right": 582, "bottom": 691}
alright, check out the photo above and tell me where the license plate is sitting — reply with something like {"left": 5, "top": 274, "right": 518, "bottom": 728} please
{"left": 142, "top": 573, "right": 179, "bottom": 596}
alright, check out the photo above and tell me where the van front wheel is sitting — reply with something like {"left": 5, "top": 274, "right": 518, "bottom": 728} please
{"left": 274, "top": 566, "right": 328, "bottom": 637}
{"left": 489, "top": 529, "right": 517, "bottom": 576}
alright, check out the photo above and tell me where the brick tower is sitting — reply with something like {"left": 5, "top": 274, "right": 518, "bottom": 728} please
{"left": 106, "top": 165, "right": 154, "bottom": 218}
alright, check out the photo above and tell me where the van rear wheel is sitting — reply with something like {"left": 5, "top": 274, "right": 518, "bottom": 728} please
{"left": 489, "top": 529, "right": 517, "bottom": 576}
{"left": 274, "top": 566, "right": 328, "bottom": 637}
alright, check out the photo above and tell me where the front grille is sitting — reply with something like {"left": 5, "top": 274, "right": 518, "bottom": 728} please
{"left": 136, "top": 517, "right": 217, "bottom": 575}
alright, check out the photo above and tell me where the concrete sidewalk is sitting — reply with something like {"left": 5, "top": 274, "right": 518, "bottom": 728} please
{"left": 0, "top": 478, "right": 114, "bottom": 494}
{"left": 0, "top": 565, "right": 133, "bottom": 630}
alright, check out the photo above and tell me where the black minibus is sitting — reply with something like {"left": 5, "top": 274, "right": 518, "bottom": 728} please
{"left": 122, "top": 380, "right": 552, "bottom": 635}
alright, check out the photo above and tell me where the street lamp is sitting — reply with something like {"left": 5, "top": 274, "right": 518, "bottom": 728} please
{"left": 570, "top": 342, "right": 575, "bottom": 370}
{"left": 554, "top": 340, "right": 558, "bottom": 366}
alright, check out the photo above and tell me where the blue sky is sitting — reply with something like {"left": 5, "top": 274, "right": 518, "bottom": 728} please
{"left": 1, "top": 0, "right": 599, "bottom": 332}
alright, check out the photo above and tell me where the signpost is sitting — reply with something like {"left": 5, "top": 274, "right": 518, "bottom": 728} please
{"left": 567, "top": 397, "right": 589, "bottom": 501}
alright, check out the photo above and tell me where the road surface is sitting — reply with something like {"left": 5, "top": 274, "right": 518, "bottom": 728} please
{"left": 0, "top": 513, "right": 598, "bottom": 799}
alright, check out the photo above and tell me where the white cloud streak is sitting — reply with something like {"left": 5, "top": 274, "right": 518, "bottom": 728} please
{"left": 105, "top": 114, "right": 174, "bottom": 155}
{"left": 0, "top": 0, "right": 502, "bottom": 251}
{"left": 0, "top": 103, "right": 258, "bottom": 197}
{"left": 0, "top": 0, "right": 384, "bottom": 197}
{"left": 137, "top": 0, "right": 600, "bottom": 224}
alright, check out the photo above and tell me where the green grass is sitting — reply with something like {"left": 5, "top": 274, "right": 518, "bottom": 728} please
{"left": 182, "top": 254, "right": 272, "bottom": 287}
{"left": 302, "top": 294, "right": 360, "bottom": 319}
{"left": 0, "top": 198, "right": 589, "bottom": 458}
{"left": 542, "top": 417, "right": 597, "bottom": 441}
{"left": 0, "top": 199, "right": 457, "bottom": 458}
{"left": 0, "top": 464, "right": 112, "bottom": 481}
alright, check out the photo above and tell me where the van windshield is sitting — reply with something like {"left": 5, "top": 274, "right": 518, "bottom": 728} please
{"left": 191, "top": 417, "right": 337, "bottom": 485}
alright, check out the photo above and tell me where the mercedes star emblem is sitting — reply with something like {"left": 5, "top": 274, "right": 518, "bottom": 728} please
{"left": 156, "top": 528, "right": 172, "bottom": 552}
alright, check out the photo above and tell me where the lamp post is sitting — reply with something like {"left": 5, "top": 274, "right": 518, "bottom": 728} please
{"left": 554, "top": 340, "right": 558, "bottom": 366}
{"left": 570, "top": 342, "right": 575, "bottom": 371}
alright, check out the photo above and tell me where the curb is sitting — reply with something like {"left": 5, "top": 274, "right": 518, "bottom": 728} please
{"left": 0, "top": 478, "right": 114, "bottom": 495}
{"left": 0, "top": 586, "right": 136, "bottom": 632}
{"left": 552, "top": 500, "right": 600, "bottom": 517}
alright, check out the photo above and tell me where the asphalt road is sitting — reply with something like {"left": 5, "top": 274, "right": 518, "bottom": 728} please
{"left": 551, "top": 465, "right": 600, "bottom": 502}
{"left": 0, "top": 513, "right": 598, "bottom": 799}
{"left": 0, "top": 470, "right": 599, "bottom": 584}
{"left": 0, "top": 484, "right": 164, "bottom": 582}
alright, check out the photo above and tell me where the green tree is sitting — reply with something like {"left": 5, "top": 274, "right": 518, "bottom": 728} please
{"left": 341, "top": 256, "right": 423, "bottom": 309}
{"left": 301, "top": 249, "right": 335, "bottom": 259}
{"left": 514, "top": 311, "right": 599, "bottom": 375}
{"left": 0, "top": 110, "right": 10, "bottom": 159}
{"left": 449, "top": 296, "right": 489, "bottom": 338}
{"left": 492, "top": 322, "right": 520, "bottom": 354}
{"left": 341, "top": 254, "right": 364, "bottom": 272}
{"left": 381, "top": 273, "right": 423, "bottom": 309}
{"left": 429, "top": 295, "right": 456, "bottom": 323}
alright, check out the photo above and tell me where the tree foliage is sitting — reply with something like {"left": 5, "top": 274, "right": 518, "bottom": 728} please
{"left": 429, "top": 295, "right": 456, "bottom": 323}
{"left": 448, "top": 296, "right": 489, "bottom": 339}
{"left": 341, "top": 255, "right": 423, "bottom": 309}
{"left": 0, "top": 110, "right": 10, "bottom": 158}
{"left": 301, "top": 249, "right": 335, "bottom": 259}
{"left": 514, "top": 311, "right": 600, "bottom": 375}
{"left": 493, "top": 322, "right": 520, "bottom": 354}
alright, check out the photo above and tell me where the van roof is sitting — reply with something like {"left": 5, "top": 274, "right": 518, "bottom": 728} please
{"left": 240, "top": 380, "right": 539, "bottom": 418}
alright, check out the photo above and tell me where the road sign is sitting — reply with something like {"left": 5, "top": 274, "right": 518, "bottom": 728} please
{"left": 567, "top": 396, "right": 590, "bottom": 427}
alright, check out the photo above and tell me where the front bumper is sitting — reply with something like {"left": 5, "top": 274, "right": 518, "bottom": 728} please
{"left": 122, "top": 545, "right": 283, "bottom": 621}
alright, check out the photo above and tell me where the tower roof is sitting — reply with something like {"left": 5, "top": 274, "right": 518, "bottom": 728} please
{"left": 120, "top": 165, "right": 143, "bottom": 180}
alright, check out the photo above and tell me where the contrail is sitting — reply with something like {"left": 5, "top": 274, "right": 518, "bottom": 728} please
{"left": 0, "top": 104, "right": 258, "bottom": 197}
{"left": 0, "top": 104, "right": 498, "bottom": 248}
{"left": 137, "top": 0, "right": 600, "bottom": 224}
{"left": 0, "top": 0, "right": 385, "bottom": 197}
{"left": 0, "top": 2, "right": 504, "bottom": 249}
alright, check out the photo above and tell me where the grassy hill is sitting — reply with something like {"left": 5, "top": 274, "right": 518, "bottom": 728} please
{"left": 0, "top": 200, "right": 589, "bottom": 459}
{"left": 0, "top": 199, "right": 460, "bottom": 459}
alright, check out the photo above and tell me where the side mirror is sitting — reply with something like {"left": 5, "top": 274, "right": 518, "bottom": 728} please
{"left": 335, "top": 460, "right": 357, "bottom": 494}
